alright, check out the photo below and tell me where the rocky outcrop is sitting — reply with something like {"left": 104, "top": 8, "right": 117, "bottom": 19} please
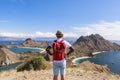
{"left": 73, "top": 34, "right": 120, "bottom": 56}
{"left": 0, "top": 48, "right": 19, "bottom": 67}
{"left": 20, "top": 38, "right": 50, "bottom": 48}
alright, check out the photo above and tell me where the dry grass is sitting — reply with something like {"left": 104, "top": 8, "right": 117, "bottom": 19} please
{"left": 0, "top": 68, "right": 120, "bottom": 80}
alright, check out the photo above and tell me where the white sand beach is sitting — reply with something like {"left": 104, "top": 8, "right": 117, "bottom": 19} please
{"left": 72, "top": 56, "right": 91, "bottom": 64}
{"left": 72, "top": 51, "right": 105, "bottom": 64}
{"left": 92, "top": 51, "right": 102, "bottom": 55}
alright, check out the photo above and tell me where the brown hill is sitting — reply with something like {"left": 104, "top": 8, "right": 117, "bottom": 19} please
{"left": 0, "top": 48, "right": 19, "bottom": 67}
{"left": 20, "top": 38, "right": 49, "bottom": 48}
{"left": 73, "top": 34, "right": 120, "bottom": 57}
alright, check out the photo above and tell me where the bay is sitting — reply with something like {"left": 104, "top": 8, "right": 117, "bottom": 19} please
{"left": 76, "top": 51, "right": 120, "bottom": 75}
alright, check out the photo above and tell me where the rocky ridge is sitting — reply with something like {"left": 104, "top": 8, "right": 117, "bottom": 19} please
{"left": 73, "top": 34, "right": 120, "bottom": 57}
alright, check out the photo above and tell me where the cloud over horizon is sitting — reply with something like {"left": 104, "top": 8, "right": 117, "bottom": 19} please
{"left": 0, "top": 32, "right": 79, "bottom": 38}
{"left": 1, "top": 21, "right": 120, "bottom": 40}
{"left": 73, "top": 21, "right": 120, "bottom": 40}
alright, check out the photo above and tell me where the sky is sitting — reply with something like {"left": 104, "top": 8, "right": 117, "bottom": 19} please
{"left": 0, "top": 0, "right": 120, "bottom": 40}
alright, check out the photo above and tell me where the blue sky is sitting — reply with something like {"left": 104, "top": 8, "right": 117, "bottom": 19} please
{"left": 0, "top": 0, "right": 120, "bottom": 39}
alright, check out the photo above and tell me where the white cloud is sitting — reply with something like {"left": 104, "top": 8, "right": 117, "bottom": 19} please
{"left": 0, "top": 32, "right": 78, "bottom": 38}
{"left": 73, "top": 21, "right": 120, "bottom": 40}
{"left": 1, "top": 21, "right": 120, "bottom": 40}
{"left": 64, "top": 32, "right": 78, "bottom": 38}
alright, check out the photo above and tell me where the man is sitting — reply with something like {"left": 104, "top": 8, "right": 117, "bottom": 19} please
{"left": 46, "top": 30, "right": 74, "bottom": 80}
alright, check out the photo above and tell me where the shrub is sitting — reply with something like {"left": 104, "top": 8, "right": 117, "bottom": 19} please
{"left": 16, "top": 56, "right": 47, "bottom": 71}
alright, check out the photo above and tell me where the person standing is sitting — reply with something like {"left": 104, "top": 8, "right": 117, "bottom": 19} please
{"left": 46, "top": 30, "right": 74, "bottom": 80}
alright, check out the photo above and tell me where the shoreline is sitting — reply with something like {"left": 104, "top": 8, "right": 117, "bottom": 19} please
{"left": 72, "top": 51, "right": 103, "bottom": 64}
{"left": 72, "top": 56, "right": 91, "bottom": 64}
{"left": 39, "top": 48, "right": 45, "bottom": 53}
{"left": 92, "top": 51, "right": 106, "bottom": 55}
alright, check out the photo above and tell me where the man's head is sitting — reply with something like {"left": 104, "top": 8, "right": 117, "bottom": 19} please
{"left": 56, "top": 30, "right": 63, "bottom": 38}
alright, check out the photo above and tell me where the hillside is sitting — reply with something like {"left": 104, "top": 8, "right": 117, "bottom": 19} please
{"left": 0, "top": 61, "right": 120, "bottom": 80}
{"left": 73, "top": 34, "right": 120, "bottom": 57}
{"left": 0, "top": 48, "right": 19, "bottom": 67}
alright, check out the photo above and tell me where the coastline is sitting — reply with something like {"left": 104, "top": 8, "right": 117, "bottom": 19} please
{"left": 72, "top": 56, "right": 91, "bottom": 64}
{"left": 92, "top": 51, "right": 106, "bottom": 55}
{"left": 72, "top": 51, "right": 103, "bottom": 64}
{"left": 39, "top": 48, "right": 45, "bottom": 53}
{"left": 92, "top": 51, "right": 102, "bottom": 55}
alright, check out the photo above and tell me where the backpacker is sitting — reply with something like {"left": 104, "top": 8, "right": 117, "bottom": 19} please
{"left": 53, "top": 39, "right": 66, "bottom": 60}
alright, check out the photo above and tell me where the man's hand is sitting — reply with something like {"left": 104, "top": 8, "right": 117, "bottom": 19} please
{"left": 46, "top": 46, "right": 52, "bottom": 55}
{"left": 67, "top": 47, "right": 74, "bottom": 56}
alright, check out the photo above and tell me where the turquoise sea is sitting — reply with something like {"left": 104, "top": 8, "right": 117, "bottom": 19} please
{"left": 76, "top": 51, "right": 120, "bottom": 75}
{"left": 9, "top": 47, "right": 43, "bottom": 53}
{"left": 0, "top": 62, "right": 22, "bottom": 72}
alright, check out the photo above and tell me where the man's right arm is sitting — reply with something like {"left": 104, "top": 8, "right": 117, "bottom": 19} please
{"left": 46, "top": 46, "right": 53, "bottom": 55}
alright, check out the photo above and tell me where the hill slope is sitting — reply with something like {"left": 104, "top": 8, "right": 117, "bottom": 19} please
{"left": 0, "top": 48, "right": 19, "bottom": 66}
{"left": 73, "top": 34, "right": 120, "bottom": 56}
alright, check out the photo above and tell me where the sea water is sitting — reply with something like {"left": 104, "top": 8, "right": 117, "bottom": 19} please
{"left": 76, "top": 51, "right": 120, "bottom": 75}
{"left": 0, "top": 62, "right": 22, "bottom": 72}
{"left": 9, "top": 47, "right": 43, "bottom": 53}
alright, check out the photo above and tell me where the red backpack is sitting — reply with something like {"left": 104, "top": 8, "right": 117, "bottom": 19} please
{"left": 52, "top": 39, "right": 66, "bottom": 60}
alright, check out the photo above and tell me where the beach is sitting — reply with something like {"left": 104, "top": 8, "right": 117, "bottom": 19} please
{"left": 72, "top": 51, "right": 103, "bottom": 64}
{"left": 72, "top": 56, "right": 91, "bottom": 64}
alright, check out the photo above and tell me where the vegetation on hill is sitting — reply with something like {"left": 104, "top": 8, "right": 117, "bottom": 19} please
{"left": 16, "top": 56, "right": 48, "bottom": 71}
